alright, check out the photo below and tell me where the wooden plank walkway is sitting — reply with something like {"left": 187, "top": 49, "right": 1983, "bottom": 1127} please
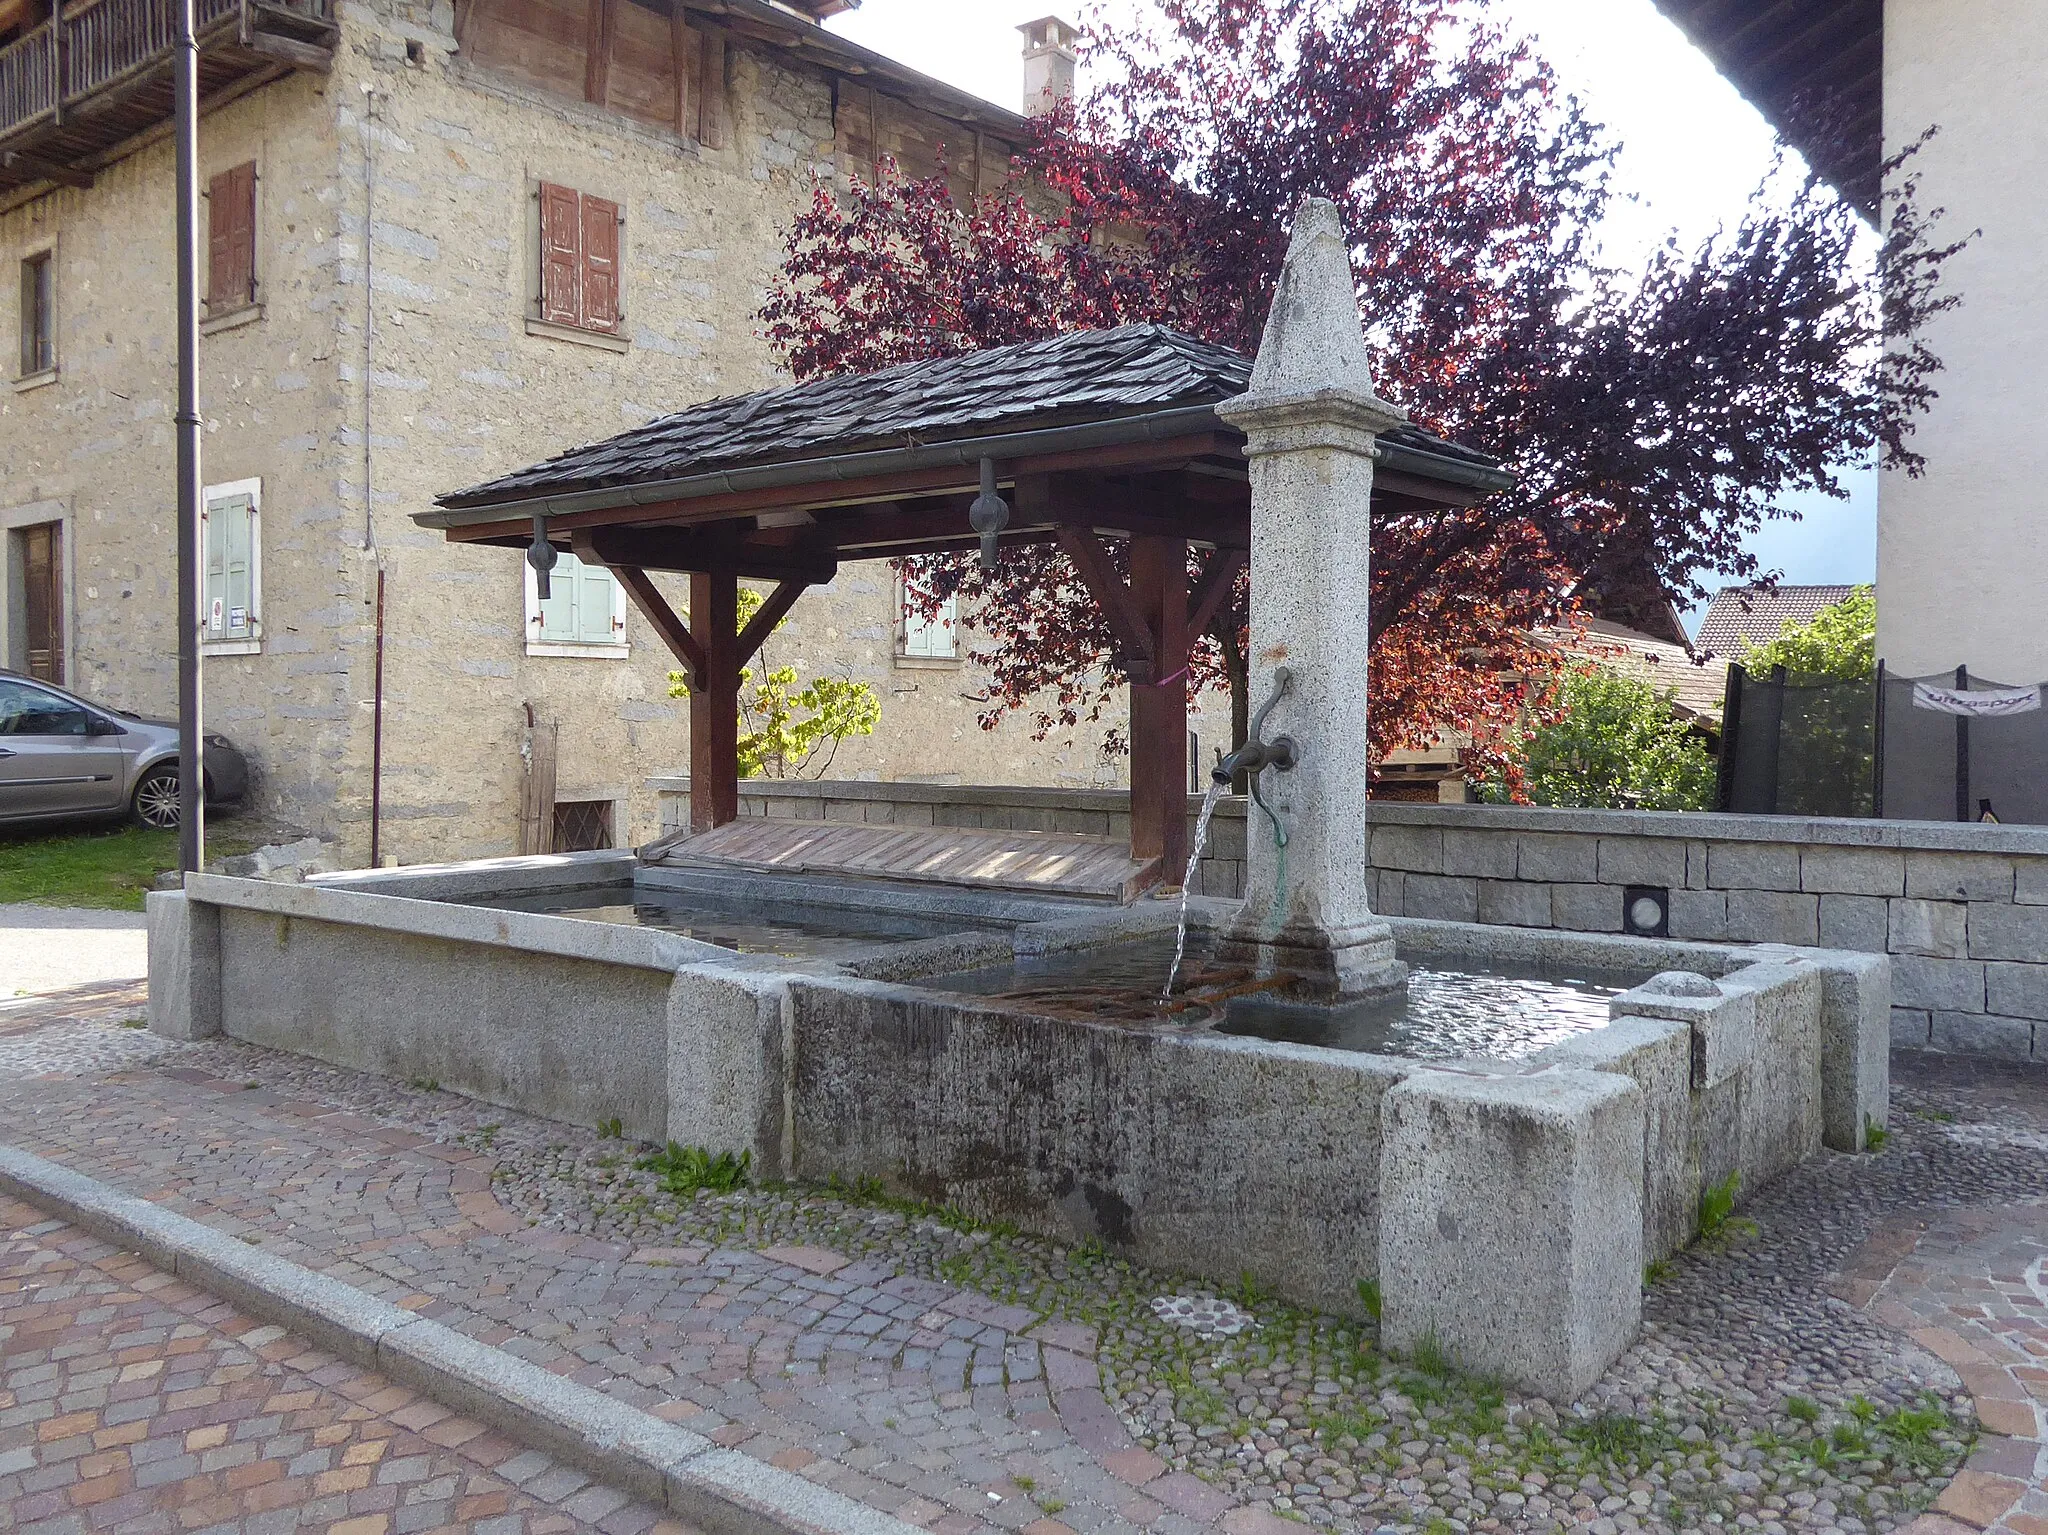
{"left": 658, "top": 818, "right": 1162, "bottom": 903}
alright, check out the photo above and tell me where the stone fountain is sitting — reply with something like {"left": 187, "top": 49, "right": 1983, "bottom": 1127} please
{"left": 1215, "top": 197, "right": 1409, "bottom": 998}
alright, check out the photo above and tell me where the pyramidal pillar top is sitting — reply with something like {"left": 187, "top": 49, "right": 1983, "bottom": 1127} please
{"left": 1216, "top": 197, "right": 1407, "bottom": 997}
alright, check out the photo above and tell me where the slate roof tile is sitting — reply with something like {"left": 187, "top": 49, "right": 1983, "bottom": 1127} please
{"left": 437, "top": 324, "right": 1498, "bottom": 512}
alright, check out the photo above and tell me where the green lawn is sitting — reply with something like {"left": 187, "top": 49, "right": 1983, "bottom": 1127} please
{"left": 0, "top": 825, "right": 251, "bottom": 911}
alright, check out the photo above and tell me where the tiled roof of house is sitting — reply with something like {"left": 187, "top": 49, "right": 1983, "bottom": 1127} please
{"left": 1542, "top": 619, "right": 1730, "bottom": 724}
{"left": 436, "top": 324, "right": 1504, "bottom": 513}
{"left": 1694, "top": 584, "right": 1861, "bottom": 659}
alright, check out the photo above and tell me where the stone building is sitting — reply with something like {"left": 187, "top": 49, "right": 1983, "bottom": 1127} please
{"left": 0, "top": 0, "right": 1193, "bottom": 861}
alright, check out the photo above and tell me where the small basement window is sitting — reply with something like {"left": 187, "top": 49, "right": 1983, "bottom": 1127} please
{"left": 552, "top": 799, "right": 614, "bottom": 853}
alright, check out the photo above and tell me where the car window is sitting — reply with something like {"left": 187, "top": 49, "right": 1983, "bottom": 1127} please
{"left": 0, "top": 679, "right": 93, "bottom": 736}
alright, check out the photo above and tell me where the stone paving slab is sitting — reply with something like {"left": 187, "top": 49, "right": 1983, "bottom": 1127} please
{"left": 0, "top": 1193, "right": 690, "bottom": 1535}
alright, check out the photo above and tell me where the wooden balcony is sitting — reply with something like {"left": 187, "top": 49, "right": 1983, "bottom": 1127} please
{"left": 0, "top": 0, "right": 334, "bottom": 191}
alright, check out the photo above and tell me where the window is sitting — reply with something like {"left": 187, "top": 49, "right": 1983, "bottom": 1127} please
{"left": 524, "top": 549, "right": 628, "bottom": 656}
{"left": 206, "top": 162, "right": 258, "bottom": 314}
{"left": 552, "top": 799, "right": 614, "bottom": 852}
{"left": 900, "top": 591, "right": 957, "bottom": 660}
{"left": 536, "top": 182, "right": 622, "bottom": 335}
{"left": 201, "top": 478, "right": 262, "bottom": 654}
{"left": 0, "top": 677, "right": 89, "bottom": 736}
{"left": 18, "top": 251, "right": 52, "bottom": 377}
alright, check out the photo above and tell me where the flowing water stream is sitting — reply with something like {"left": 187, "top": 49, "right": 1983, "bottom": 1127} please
{"left": 1162, "top": 780, "right": 1228, "bottom": 1000}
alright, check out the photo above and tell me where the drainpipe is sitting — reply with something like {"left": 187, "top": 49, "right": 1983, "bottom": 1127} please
{"left": 361, "top": 82, "right": 386, "bottom": 865}
{"left": 174, "top": 0, "right": 204, "bottom": 872}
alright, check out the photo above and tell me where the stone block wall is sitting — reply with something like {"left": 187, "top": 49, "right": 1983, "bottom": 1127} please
{"left": 654, "top": 779, "right": 2048, "bottom": 1063}
{"left": 1359, "top": 805, "right": 2048, "bottom": 1065}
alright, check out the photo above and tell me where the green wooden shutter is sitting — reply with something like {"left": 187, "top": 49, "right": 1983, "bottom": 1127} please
{"left": 904, "top": 593, "right": 955, "bottom": 657}
{"left": 537, "top": 551, "right": 579, "bottom": 641}
{"left": 535, "top": 552, "right": 619, "bottom": 646}
{"left": 203, "top": 500, "right": 226, "bottom": 636}
{"left": 203, "top": 494, "right": 255, "bottom": 640}
{"left": 574, "top": 557, "right": 618, "bottom": 644}
{"left": 222, "top": 497, "right": 254, "bottom": 639}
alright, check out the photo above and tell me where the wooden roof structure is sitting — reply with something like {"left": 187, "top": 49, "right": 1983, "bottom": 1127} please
{"left": 420, "top": 324, "right": 1512, "bottom": 897}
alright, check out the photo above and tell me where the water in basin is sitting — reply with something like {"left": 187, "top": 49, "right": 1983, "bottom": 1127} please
{"left": 924, "top": 933, "right": 1635, "bottom": 1062}
{"left": 465, "top": 884, "right": 992, "bottom": 958}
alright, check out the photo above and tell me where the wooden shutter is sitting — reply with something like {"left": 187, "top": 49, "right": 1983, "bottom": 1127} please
{"left": 222, "top": 496, "right": 254, "bottom": 638}
{"left": 536, "top": 549, "right": 579, "bottom": 640}
{"left": 574, "top": 559, "right": 618, "bottom": 644}
{"left": 202, "top": 493, "right": 255, "bottom": 640}
{"left": 580, "top": 194, "right": 620, "bottom": 332}
{"left": 203, "top": 499, "right": 227, "bottom": 635}
{"left": 538, "top": 181, "right": 582, "bottom": 326}
{"left": 207, "top": 163, "right": 256, "bottom": 312}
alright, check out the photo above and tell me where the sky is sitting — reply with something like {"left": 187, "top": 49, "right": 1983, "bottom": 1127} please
{"left": 823, "top": 0, "right": 1879, "bottom": 630}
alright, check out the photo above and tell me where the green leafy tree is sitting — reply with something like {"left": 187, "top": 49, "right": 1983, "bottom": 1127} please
{"left": 1737, "top": 587, "right": 1876, "bottom": 681}
{"left": 1483, "top": 668, "right": 1717, "bottom": 811}
{"left": 667, "top": 587, "right": 881, "bottom": 780}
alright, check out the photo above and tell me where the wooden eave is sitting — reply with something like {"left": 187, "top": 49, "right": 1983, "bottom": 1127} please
{"left": 427, "top": 428, "right": 1495, "bottom": 582}
{"left": 680, "top": 0, "right": 1024, "bottom": 139}
{"left": 1650, "top": 0, "right": 1880, "bottom": 220}
{"left": 0, "top": 0, "right": 335, "bottom": 196}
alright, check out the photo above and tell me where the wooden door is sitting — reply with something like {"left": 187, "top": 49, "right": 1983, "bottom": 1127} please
{"left": 21, "top": 521, "right": 61, "bottom": 683}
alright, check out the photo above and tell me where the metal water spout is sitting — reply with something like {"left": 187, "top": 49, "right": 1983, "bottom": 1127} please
{"left": 1213, "top": 666, "right": 1297, "bottom": 848}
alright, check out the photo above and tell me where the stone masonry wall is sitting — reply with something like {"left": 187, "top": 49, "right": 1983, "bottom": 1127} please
{"left": 653, "top": 779, "right": 2048, "bottom": 1064}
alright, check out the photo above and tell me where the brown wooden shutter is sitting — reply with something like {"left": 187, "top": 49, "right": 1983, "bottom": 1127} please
{"left": 580, "top": 194, "right": 620, "bottom": 332}
{"left": 207, "top": 162, "right": 256, "bottom": 312}
{"left": 538, "top": 181, "right": 582, "bottom": 326}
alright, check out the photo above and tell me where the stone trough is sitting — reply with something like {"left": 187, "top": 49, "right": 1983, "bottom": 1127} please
{"left": 148, "top": 852, "right": 1889, "bottom": 1403}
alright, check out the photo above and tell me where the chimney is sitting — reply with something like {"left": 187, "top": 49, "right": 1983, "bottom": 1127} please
{"left": 1018, "top": 16, "right": 1078, "bottom": 118}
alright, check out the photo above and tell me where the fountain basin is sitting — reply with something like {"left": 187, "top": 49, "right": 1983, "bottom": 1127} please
{"left": 148, "top": 860, "right": 1890, "bottom": 1401}
{"left": 919, "top": 928, "right": 1636, "bottom": 1061}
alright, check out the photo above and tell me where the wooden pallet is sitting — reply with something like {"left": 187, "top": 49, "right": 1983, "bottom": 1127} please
{"left": 659, "top": 818, "right": 1161, "bottom": 904}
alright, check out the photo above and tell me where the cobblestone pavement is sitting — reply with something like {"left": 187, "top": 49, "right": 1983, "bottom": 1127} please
{"left": 0, "top": 1192, "right": 690, "bottom": 1535}
{"left": 0, "top": 993, "right": 2041, "bottom": 1535}
{"left": 0, "top": 983, "right": 160, "bottom": 1079}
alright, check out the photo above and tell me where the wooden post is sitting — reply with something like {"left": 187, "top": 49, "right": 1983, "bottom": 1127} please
{"left": 1129, "top": 534, "right": 1188, "bottom": 881}
{"left": 697, "top": 26, "right": 728, "bottom": 149}
{"left": 670, "top": 7, "right": 695, "bottom": 141}
{"left": 583, "top": 0, "right": 614, "bottom": 105}
{"left": 519, "top": 704, "right": 558, "bottom": 855}
{"left": 690, "top": 568, "right": 740, "bottom": 833}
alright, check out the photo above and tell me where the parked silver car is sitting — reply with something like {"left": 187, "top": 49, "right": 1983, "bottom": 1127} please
{"left": 0, "top": 670, "right": 249, "bottom": 830}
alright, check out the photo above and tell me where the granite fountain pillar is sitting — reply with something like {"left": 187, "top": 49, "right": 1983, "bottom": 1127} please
{"left": 1216, "top": 198, "right": 1406, "bottom": 996}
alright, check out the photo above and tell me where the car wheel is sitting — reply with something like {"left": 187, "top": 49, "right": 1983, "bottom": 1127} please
{"left": 132, "top": 766, "right": 181, "bottom": 829}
